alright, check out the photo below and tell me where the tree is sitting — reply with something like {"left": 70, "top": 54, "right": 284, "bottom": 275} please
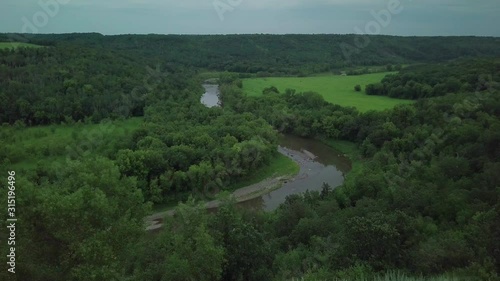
{"left": 210, "top": 203, "right": 274, "bottom": 281}
{"left": 14, "top": 157, "right": 149, "bottom": 281}
{"left": 263, "top": 86, "right": 280, "bottom": 95}
{"left": 340, "top": 213, "right": 403, "bottom": 270}
{"left": 127, "top": 201, "right": 225, "bottom": 281}
{"left": 354, "top": 85, "right": 362, "bottom": 92}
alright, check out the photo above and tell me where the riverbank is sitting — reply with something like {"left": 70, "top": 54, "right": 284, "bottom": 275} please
{"left": 145, "top": 136, "right": 356, "bottom": 231}
{"left": 145, "top": 175, "right": 290, "bottom": 230}
{"left": 318, "top": 138, "right": 361, "bottom": 164}
{"left": 145, "top": 145, "right": 314, "bottom": 231}
{"left": 145, "top": 81, "right": 355, "bottom": 231}
{"left": 145, "top": 135, "right": 356, "bottom": 230}
{"left": 150, "top": 152, "right": 298, "bottom": 214}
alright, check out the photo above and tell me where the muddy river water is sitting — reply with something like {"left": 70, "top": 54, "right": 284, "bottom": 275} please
{"left": 238, "top": 135, "right": 351, "bottom": 211}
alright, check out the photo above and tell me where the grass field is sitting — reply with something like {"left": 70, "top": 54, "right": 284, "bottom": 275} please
{"left": 0, "top": 42, "right": 42, "bottom": 49}
{"left": 242, "top": 72, "right": 414, "bottom": 112}
{"left": 1, "top": 117, "right": 144, "bottom": 171}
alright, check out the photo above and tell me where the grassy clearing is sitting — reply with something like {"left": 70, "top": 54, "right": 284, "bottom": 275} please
{"left": 227, "top": 152, "right": 300, "bottom": 190}
{"left": 320, "top": 139, "right": 361, "bottom": 163}
{"left": 0, "top": 42, "right": 42, "bottom": 49}
{"left": 242, "top": 73, "right": 413, "bottom": 112}
{"left": 1, "top": 117, "right": 144, "bottom": 171}
{"left": 318, "top": 138, "right": 363, "bottom": 181}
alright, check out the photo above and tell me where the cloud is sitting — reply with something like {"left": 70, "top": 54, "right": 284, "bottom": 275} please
{"left": 31, "top": 0, "right": 385, "bottom": 10}
{"left": 1, "top": 0, "right": 499, "bottom": 35}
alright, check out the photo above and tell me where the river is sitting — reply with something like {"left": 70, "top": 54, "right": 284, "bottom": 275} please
{"left": 145, "top": 85, "right": 350, "bottom": 230}
{"left": 201, "top": 83, "right": 350, "bottom": 211}
{"left": 201, "top": 84, "right": 220, "bottom": 107}
{"left": 238, "top": 135, "right": 350, "bottom": 211}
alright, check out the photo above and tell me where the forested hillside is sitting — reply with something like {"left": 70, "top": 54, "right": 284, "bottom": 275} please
{"left": 0, "top": 45, "right": 147, "bottom": 125}
{"left": 0, "top": 34, "right": 499, "bottom": 280}
{"left": 3, "top": 33, "right": 500, "bottom": 75}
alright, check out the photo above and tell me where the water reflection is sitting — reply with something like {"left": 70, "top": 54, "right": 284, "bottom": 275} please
{"left": 239, "top": 135, "right": 351, "bottom": 211}
{"left": 201, "top": 84, "right": 220, "bottom": 107}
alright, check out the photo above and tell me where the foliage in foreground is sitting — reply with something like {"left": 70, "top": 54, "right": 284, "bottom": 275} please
{"left": 0, "top": 157, "right": 150, "bottom": 281}
{"left": 0, "top": 33, "right": 499, "bottom": 280}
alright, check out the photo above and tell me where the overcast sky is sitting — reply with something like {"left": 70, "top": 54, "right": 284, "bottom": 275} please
{"left": 1, "top": 0, "right": 499, "bottom": 36}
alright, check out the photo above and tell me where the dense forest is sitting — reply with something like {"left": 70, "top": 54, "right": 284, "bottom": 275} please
{"left": 0, "top": 45, "right": 147, "bottom": 125}
{"left": 118, "top": 76, "right": 278, "bottom": 204}
{"left": 0, "top": 34, "right": 499, "bottom": 280}
{"left": 3, "top": 33, "right": 500, "bottom": 75}
{"left": 365, "top": 59, "right": 500, "bottom": 99}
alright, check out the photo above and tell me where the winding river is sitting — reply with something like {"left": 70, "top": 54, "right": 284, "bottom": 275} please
{"left": 201, "top": 84, "right": 350, "bottom": 211}
{"left": 145, "top": 85, "right": 350, "bottom": 230}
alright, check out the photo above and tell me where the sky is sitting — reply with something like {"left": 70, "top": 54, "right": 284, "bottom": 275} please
{"left": 0, "top": 0, "right": 499, "bottom": 36}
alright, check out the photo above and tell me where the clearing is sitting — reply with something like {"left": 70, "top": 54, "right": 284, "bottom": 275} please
{"left": 0, "top": 42, "right": 43, "bottom": 49}
{"left": 242, "top": 72, "right": 414, "bottom": 112}
{"left": 1, "top": 117, "right": 144, "bottom": 171}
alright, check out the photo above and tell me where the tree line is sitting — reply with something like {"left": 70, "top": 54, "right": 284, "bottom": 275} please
{"left": 3, "top": 33, "right": 500, "bottom": 76}
{"left": 365, "top": 59, "right": 500, "bottom": 99}
{"left": 0, "top": 45, "right": 148, "bottom": 125}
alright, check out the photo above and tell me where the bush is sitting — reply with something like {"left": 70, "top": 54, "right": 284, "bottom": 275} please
{"left": 355, "top": 85, "right": 362, "bottom": 92}
{"left": 263, "top": 86, "right": 280, "bottom": 95}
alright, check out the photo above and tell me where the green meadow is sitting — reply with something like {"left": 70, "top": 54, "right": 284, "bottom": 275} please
{"left": 242, "top": 72, "right": 414, "bottom": 112}
{"left": 1, "top": 117, "right": 144, "bottom": 171}
{"left": 0, "top": 42, "right": 42, "bottom": 49}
